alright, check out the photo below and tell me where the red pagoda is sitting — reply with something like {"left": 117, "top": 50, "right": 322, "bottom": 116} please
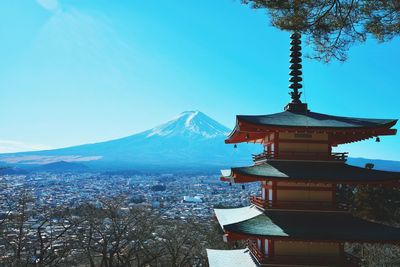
{"left": 207, "top": 33, "right": 400, "bottom": 267}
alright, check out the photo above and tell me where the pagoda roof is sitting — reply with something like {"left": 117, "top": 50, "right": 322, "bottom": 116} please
{"left": 226, "top": 110, "right": 397, "bottom": 144}
{"left": 222, "top": 209, "right": 400, "bottom": 243}
{"left": 239, "top": 111, "right": 396, "bottom": 129}
{"left": 206, "top": 249, "right": 256, "bottom": 267}
{"left": 221, "top": 161, "right": 400, "bottom": 185}
{"left": 214, "top": 206, "right": 263, "bottom": 229}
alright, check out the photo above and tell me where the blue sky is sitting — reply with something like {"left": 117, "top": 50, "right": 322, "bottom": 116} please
{"left": 0, "top": 0, "right": 399, "bottom": 160}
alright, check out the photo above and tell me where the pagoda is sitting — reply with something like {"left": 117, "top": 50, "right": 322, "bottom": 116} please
{"left": 207, "top": 33, "right": 400, "bottom": 267}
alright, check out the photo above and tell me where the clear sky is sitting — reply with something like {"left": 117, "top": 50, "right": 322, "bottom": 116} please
{"left": 0, "top": 0, "right": 399, "bottom": 160}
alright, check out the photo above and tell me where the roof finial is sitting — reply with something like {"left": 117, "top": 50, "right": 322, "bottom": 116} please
{"left": 284, "top": 32, "right": 308, "bottom": 112}
{"left": 289, "top": 32, "right": 302, "bottom": 104}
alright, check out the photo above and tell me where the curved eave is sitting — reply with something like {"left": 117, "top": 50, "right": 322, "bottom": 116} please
{"left": 225, "top": 118, "right": 397, "bottom": 144}
{"left": 224, "top": 230, "right": 400, "bottom": 244}
{"left": 223, "top": 211, "right": 400, "bottom": 244}
{"left": 214, "top": 205, "right": 263, "bottom": 229}
{"left": 220, "top": 164, "right": 400, "bottom": 186}
{"left": 230, "top": 171, "right": 400, "bottom": 186}
{"left": 220, "top": 169, "right": 264, "bottom": 184}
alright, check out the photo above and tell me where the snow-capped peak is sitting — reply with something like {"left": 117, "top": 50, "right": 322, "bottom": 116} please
{"left": 185, "top": 110, "right": 199, "bottom": 127}
{"left": 146, "top": 111, "right": 230, "bottom": 138}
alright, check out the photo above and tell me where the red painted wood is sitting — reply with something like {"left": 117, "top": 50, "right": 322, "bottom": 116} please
{"left": 250, "top": 196, "right": 349, "bottom": 211}
{"left": 332, "top": 184, "right": 337, "bottom": 204}
{"left": 269, "top": 240, "right": 275, "bottom": 257}
{"left": 226, "top": 231, "right": 399, "bottom": 244}
{"left": 261, "top": 239, "right": 265, "bottom": 257}
{"left": 279, "top": 139, "right": 330, "bottom": 144}
{"left": 273, "top": 185, "right": 335, "bottom": 191}
{"left": 272, "top": 181, "right": 277, "bottom": 207}
{"left": 275, "top": 132, "right": 279, "bottom": 158}
{"left": 228, "top": 172, "right": 400, "bottom": 186}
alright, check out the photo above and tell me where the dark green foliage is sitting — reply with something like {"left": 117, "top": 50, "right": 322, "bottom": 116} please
{"left": 337, "top": 185, "right": 400, "bottom": 266}
{"left": 336, "top": 184, "right": 356, "bottom": 205}
{"left": 352, "top": 186, "right": 400, "bottom": 223}
{"left": 346, "top": 243, "right": 400, "bottom": 267}
{"left": 242, "top": 0, "right": 400, "bottom": 62}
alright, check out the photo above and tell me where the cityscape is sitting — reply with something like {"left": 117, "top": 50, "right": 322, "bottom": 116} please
{"left": 0, "top": 170, "right": 259, "bottom": 266}
{"left": 0, "top": 172, "right": 258, "bottom": 221}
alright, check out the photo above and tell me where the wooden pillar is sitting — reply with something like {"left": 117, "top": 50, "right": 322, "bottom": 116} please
{"left": 275, "top": 132, "right": 280, "bottom": 158}
{"left": 332, "top": 184, "right": 337, "bottom": 208}
{"left": 272, "top": 181, "right": 277, "bottom": 207}
{"left": 261, "top": 239, "right": 265, "bottom": 258}
{"left": 269, "top": 240, "right": 275, "bottom": 257}
{"left": 262, "top": 181, "right": 267, "bottom": 200}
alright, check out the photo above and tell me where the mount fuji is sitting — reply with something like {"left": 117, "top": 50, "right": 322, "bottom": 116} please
{"left": 0, "top": 111, "right": 260, "bottom": 171}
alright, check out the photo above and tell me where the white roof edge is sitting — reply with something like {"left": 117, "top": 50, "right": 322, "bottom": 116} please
{"left": 207, "top": 249, "right": 256, "bottom": 267}
{"left": 214, "top": 205, "right": 263, "bottom": 229}
{"left": 220, "top": 169, "right": 232, "bottom": 177}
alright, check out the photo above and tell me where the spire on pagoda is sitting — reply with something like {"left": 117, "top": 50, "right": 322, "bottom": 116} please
{"left": 285, "top": 32, "right": 308, "bottom": 112}
{"left": 289, "top": 32, "right": 302, "bottom": 104}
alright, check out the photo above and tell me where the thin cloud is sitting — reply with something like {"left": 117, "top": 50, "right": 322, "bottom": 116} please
{"left": 36, "top": 0, "right": 60, "bottom": 12}
{"left": 0, "top": 140, "right": 52, "bottom": 153}
{"left": 0, "top": 155, "right": 102, "bottom": 164}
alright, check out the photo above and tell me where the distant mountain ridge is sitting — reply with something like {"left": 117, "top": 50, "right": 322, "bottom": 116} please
{"left": 347, "top": 158, "right": 400, "bottom": 172}
{"left": 0, "top": 111, "right": 399, "bottom": 172}
{"left": 0, "top": 111, "right": 258, "bottom": 171}
{"left": 34, "top": 161, "right": 90, "bottom": 172}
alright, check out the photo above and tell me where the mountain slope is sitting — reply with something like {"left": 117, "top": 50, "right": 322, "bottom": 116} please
{"left": 34, "top": 161, "right": 90, "bottom": 172}
{"left": 347, "top": 158, "right": 400, "bottom": 172}
{"left": 2, "top": 110, "right": 398, "bottom": 172}
{"left": 0, "top": 111, "right": 259, "bottom": 170}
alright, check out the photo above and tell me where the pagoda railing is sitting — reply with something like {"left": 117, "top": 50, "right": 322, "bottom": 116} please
{"left": 248, "top": 240, "right": 263, "bottom": 264}
{"left": 252, "top": 151, "right": 348, "bottom": 164}
{"left": 248, "top": 240, "right": 361, "bottom": 266}
{"left": 250, "top": 196, "right": 349, "bottom": 211}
